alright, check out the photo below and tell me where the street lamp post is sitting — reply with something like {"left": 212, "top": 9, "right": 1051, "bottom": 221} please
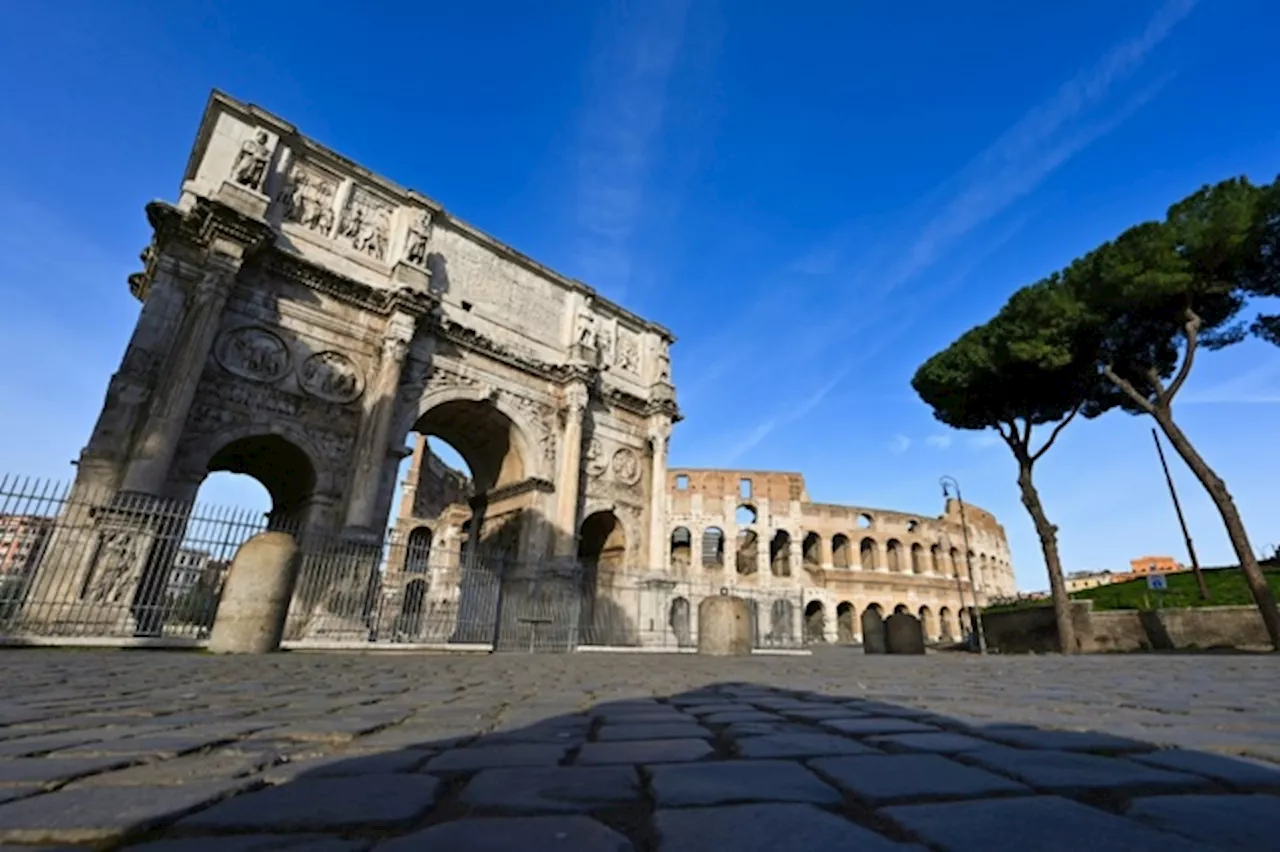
{"left": 941, "top": 475, "right": 987, "bottom": 654}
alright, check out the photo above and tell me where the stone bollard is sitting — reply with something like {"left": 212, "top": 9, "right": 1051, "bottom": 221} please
{"left": 697, "top": 595, "right": 752, "bottom": 656}
{"left": 885, "top": 613, "right": 926, "bottom": 655}
{"left": 208, "top": 531, "right": 299, "bottom": 654}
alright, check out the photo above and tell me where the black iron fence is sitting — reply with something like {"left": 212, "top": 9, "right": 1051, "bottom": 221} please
{"left": 0, "top": 475, "right": 808, "bottom": 652}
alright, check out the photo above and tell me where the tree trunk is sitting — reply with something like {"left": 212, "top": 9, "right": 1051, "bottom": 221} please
{"left": 1151, "top": 407, "right": 1280, "bottom": 651}
{"left": 1015, "top": 461, "right": 1077, "bottom": 654}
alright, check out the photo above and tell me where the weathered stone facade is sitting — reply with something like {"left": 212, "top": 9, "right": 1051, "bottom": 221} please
{"left": 25, "top": 90, "right": 677, "bottom": 635}
{"left": 661, "top": 468, "right": 1015, "bottom": 644}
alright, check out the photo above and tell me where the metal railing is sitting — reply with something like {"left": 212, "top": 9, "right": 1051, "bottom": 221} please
{"left": 0, "top": 475, "right": 809, "bottom": 652}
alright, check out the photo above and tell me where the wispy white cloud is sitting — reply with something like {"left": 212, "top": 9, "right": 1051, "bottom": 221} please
{"left": 573, "top": 0, "right": 691, "bottom": 300}
{"left": 879, "top": 0, "right": 1196, "bottom": 292}
{"left": 1180, "top": 359, "right": 1280, "bottom": 405}
{"left": 889, "top": 434, "right": 912, "bottom": 455}
{"left": 969, "top": 432, "right": 1002, "bottom": 450}
{"left": 721, "top": 364, "right": 854, "bottom": 463}
{"left": 926, "top": 434, "right": 953, "bottom": 449}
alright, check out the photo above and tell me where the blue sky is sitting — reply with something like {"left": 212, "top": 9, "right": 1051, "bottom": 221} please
{"left": 0, "top": 0, "right": 1277, "bottom": 591}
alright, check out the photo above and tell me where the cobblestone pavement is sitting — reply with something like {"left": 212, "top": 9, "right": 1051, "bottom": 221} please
{"left": 0, "top": 648, "right": 1278, "bottom": 850}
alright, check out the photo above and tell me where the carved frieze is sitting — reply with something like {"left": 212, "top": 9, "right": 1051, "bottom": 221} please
{"left": 214, "top": 326, "right": 291, "bottom": 384}
{"left": 501, "top": 390, "right": 558, "bottom": 467}
{"left": 299, "top": 351, "right": 364, "bottom": 404}
{"left": 279, "top": 165, "right": 338, "bottom": 236}
{"left": 339, "top": 186, "right": 393, "bottom": 262}
{"left": 231, "top": 130, "right": 273, "bottom": 193}
{"left": 575, "top": 310, "right": 597, "bottom": 348}
{"left": 86, "top": 530, "right": 146, "bottom": 605}
{"left": 403, "top": 210, "right": 433, "bottom": 268}
{"left": 611, "top": 447, "right": 641, "bottom": 485}
{"left": 615, "top": 330, "right": 639, "bottom": 373}
{"left": 586, "top": 438, "right": 607, "bottom": 478}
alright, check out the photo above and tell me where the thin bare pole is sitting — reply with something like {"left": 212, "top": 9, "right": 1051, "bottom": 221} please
{"left": 941, "top": 475, "right": 986, "bottom": 654}
{"left": 1152, "top": 428, "right": 1210, "bottom": 601}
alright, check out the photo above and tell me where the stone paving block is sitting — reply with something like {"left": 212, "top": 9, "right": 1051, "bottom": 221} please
{"left": 0, "top": 731, "right": 119, "bottom": 759}
{"left": 348, "top": 728, "right": 472, "bottom": 751}
{"left": 0, "top": 779, "right": 253, "bottom": 844}
{"left": 821, "top": 718, "right": 941, "bottom": 737}
{"left": 1126, "top": 793, "right": 1280, "bottom": 849}
{"left": 649, "top": 760, "right": 840, "bottom": 806}
{"left": 699, "top": 711, "right": 780, "bottom": 724}
{"left": 55, "top": 732, "right": 237, "bottom": 759}
{"left": 576, "top": 738, "right": 713, "bottom": 765}
{"left": 592, "top": 711, "right": 692, "bottom": 725}
{"left": 783, "top": 707, "right": 870, "bottom": 721}
{"left": 866, "top": 732, "right": 995, "bottom": 754}
{"left": 812, "top": 754, "right": 1030, "bottom": 805}
{"left": 974, "top": 726, "right": 1156, "bottom": 754}
{"left": 847, "top": 703, "right": 935, "bottom": 718}
{"left": 123, "top": 835, "right": 367, "bottom": 851}
{"left": 0, "top": 790, "right": 37, "bottom": 807}
{"left": 373, "top": 815, "right": 633, "bottom": 851}
{"left": 459, "top": 765, "right": 640, "bottom": 813}
{"left": 0, "top": 757, "right": 138, "bottom": 787}
{"left": 959, "top": 746, "right": 1215, "bottom": 796}
{"left": 595, "top": 723, "right": 711, "bottom": 741}
{"left": 70, "top": 752, "right": 277, "bottom": 788}
{"left": 724, "top": 721, "right": 815, "bottom": 738}
{"left": 263, "top": 749, "right": 432, "bottom": 781}
{"left": 1127, "top": 749, "right": 1280, "bottom": 790}
{"left": 654, "top": 803, "right": 923, "bottom": 852}
{"left": 176, "top": 774, "right": 439, "bottom": 832}
{"left": 882, "top": 795, "right": 1208, "bottom": 852}
{"left": 683, "top": 704, "right": 751, "bottom": 716}
{"left": 734, "top": 733, "right": 880, "bottom": 759}
{"left": 470, "top": 727, "right": 587, "bottom": 747}
{"left": 424, "top": 744, "right": 568, "bottom": 772}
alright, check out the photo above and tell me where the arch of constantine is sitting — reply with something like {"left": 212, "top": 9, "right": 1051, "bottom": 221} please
{"left": 13, "top": 90, "right": 1016, "bottom": 648}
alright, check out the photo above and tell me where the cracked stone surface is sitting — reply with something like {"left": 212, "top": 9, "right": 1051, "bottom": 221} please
{"left": 0, "top": 649, "right": 1276, "bottom": 849}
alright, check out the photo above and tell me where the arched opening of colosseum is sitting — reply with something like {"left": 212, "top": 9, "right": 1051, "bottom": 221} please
{"left": 938, "top": 606, "right": 954, "bottom": 640}
{"left": 857, "top": 513, "right": 873, "bottom": 529}
{"left": 577, "top": 510, "right": 630, "bottom": 645}
{"left": 861, "top": 603, "right": 885, "bottom": 650}
{"left": 405, "top": 527, "right": 432, "bottom": 574}
{"left": 769, "top": 599, "right": 795, "bottom": 644}
{"left": 910, "top": 543, "right": 924, "bottom": 574}
{"left": 804, "top": 600, "right": 826, "bottom": 643}
{"left": 893, "top": 604, "right": 909, "bottom": 615}
{"left": 735, "top": 528, "right": 759, "bottom": 575}
{"left": 930, "top": 544, "right": 942, "bottom": 574}
{"left": 979, "top": 554, "right": 989, "bottom": 588}
{"left": 949, "top": 547, "right": 961, "bottom": 577}
{"left": 769, "top": 531, "right": 791, "bottom": 577}
{"left": 836, "top": 601, "right": 855, "bottom": 643}
{"left": 918, "top": 605, "right": 937, "bottom": 641}
{"left": 802, "top": 532, "right": 822, "bottom": 570}
{"left": 967, "top": 551, "right": 977, "bottom": 584}
{"left": 886, "top": 539, "right": 904, "bottom": 572}
{"left": 859, "top": 537, "right": 877, "bottom": 571}
{"left": 396, "top": 578, "right": 428, "bottom": 640}
{"left": 702, "top": 528, "right": 725, "bottom": 569}
{"left": 735, "top": 504, "right": 757, "bottom": 525}
{"left": 670, "top": 527, "right": 692, "bottom": 570}
{"left": 832, "top": 534, "right": 852, "bottom": 569}
{"left": 669, "top": 597, "right": 692, "bottom": 647}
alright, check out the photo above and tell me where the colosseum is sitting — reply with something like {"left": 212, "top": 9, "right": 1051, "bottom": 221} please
{"left": 384, "top": 440, "right": 1016, "bottom": 650}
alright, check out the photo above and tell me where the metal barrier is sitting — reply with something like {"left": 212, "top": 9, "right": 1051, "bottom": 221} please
{"left": 0, "top": 475, "right": 808, "bottom": 652}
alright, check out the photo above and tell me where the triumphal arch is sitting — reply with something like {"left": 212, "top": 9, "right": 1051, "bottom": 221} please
{"left": 25, "top": 90, "right": 677, "bottom": 636}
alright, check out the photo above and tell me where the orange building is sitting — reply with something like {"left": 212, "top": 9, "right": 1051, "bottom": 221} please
{"left": 1128, "top": 555, "right": 1183, "bottom": 577}
{"left": 0, "top": 515, "right": 52, "bottom": 576}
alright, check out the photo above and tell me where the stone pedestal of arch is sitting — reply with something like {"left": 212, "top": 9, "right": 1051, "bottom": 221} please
{"left": 697, "top": 595, "right": 752, "bottom": 656}
{"left": 885, "top": 612, "right": 926, "bottom": 655}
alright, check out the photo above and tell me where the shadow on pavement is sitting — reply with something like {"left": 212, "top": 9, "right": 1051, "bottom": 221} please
{"left": 0, "top": 677, "right": 1277, "bottom": 851}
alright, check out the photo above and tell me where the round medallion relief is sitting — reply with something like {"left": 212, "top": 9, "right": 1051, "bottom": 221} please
{"left": 298, "top": 351, "right": 364, "bottom": 403}
{"left": 214, "top": 327, "right": 291, "bottom": 383}
{"left": 611, "top": 448, "right": 641, "bottom": 485}
{"left": 585, "top": 438, "right": 608, "bottom": 478}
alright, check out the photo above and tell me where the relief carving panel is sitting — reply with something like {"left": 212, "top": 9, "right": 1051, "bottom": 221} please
{"left": 339, "top": 186, "right": 394, "bottom": 262}
{"left": 299, "top": 351, "right": 364, "bottom": 403}
{"left": 279, "top": 164, "right": 338, "bottom": 236}
{"left": 214, "top": 327, "right": 291, "bottom": 383}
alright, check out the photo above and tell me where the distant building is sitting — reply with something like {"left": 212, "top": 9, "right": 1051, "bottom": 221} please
{"left": 1065, "top": 570, "right": 1116, "bottom": 593}
{"left": 0, "top": 515, "right": 53, "bottom": 577}
{"left": 166, "top": 549, "right": 217, "bottom": 598}
{"left": 1128, "top": 555, "right": 1183, "bottom": 577}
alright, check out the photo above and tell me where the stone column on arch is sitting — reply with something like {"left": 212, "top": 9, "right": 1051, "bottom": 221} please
{"left": 119, "top": 250, "right": 244, "bottom": 496}
{"left": 343, "top": 310, "right": 419, "bottom": 534}
{"left": 553, "top": 381, "right": 590, "bottom": 558}
{"left": 646, "top": 421, "right": 671, "bottom": 571}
